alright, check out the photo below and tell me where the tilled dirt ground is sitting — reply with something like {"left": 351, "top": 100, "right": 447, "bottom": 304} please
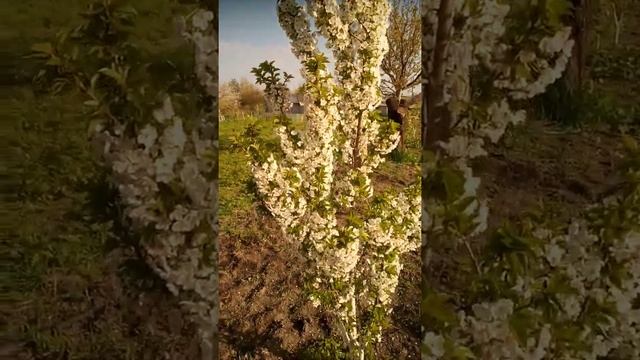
{"left": 478, "top": 120, "right": 626, "bottom": 228}
{"left": 4, "top": 247, "right": 201, "bottom": 360}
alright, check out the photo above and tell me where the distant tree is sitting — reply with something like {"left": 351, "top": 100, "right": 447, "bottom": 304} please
{"left": 252, "top": 60, "right": 293, "bottom": 117}
{"left": 238, "top": 78, "right": 264, "bottom": 114}
{"left": 219, "top": 81, "right": 240, "bottom": 116}
{"left": 228, "top": 78, "right": 240, "bottom": 93}
{"left": 381, "top": 0, "right": 421, "bottom": 100}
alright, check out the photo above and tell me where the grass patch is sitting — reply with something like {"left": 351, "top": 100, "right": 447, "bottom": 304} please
{"left": 219, "top": 115, "right": 279, "bottom": 217}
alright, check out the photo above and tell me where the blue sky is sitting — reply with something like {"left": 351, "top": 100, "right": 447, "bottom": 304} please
{"left": 220, "top": 0, "right": 309, "bottom": 88}
{"left": 219, "top": 1, "right": 419, "bottom": 95}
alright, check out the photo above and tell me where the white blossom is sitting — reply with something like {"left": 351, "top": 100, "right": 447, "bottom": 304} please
{"left": 88, "top": 6, "right": 219, "bottom": 357}
{"left": 250, "top": 1, "right": 418, "bottom": 357}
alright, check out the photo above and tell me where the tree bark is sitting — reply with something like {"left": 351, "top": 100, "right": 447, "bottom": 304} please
{"left": 423, "top": 0, "right": 454, "bottom": 151}
{"left": 422, "top": 0, "right": 454, "bottom": 293}
{"left": 566, "top": 0, "right": 593, "bottom": 92}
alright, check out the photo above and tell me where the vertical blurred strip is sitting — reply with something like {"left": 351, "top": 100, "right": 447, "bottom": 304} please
{"left": 421, "top": 0, "right": 429, "bottom": 294}
{"left": 213, "top": 2, "right": 220, "bottom": 358}
{"left": 203, "top": 1, "right": 219, "bottom": 358}
{"left": 421, "top": 0, "right": 455, "bottom": 295}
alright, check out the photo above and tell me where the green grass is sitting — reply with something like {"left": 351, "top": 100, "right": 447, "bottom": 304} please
{"left": 2, "top": 0, "right": 192, "bottom": 292}
{"left": 0, "top": 0, "right": 191, "bottom": 90}
{"left": 220, "top": 116, "right": 265, "bottom": 217}
{"left": 1, "top": 83, "right": 128, "bottom": 358}
{"left": 3, "top": 85, "right": 105, "bottom": 289}
{"left": 0, "top": 0, "right": 187, "bottom": 49}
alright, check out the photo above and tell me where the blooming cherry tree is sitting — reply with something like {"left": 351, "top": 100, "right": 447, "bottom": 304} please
{"left": 245, "top": 0, "right": 420, "bottom": 358}
{"left": 32, "top": 1, "right": 219, "bottom": 358}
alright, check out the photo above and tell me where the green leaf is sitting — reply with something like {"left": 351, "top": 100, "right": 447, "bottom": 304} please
{"left": 545, "top": 0, "right": 572, "bottom": 28}
{"left": 491, "top": 228, "right": 532, "bottom": 253}
{"left": 98, "top": 67, "right": 126, "bottom": 87}
{"left": 546, "top": 272, "right": 574, "bottom": 295}
{"left": 509, "top": 309, "right": 538, "bottom": 344}
{"left": 45, "top": 56, "right": 62, "bottom": 66}
{"left": 117, "top": 4, "right": 138, "bottom": 16}
{"left": 448, "top": 343, "right": 476, "bottom": 360}
{"left": 515, "top": 63, "right": 530, "bottom": 81}
{"left": 442, "top": 167, "right": 464, "bottom": 201}
{"left": 422, "top": 291, "right": 457, "bottom": 326}
{"left": 554, "top": 323, "right": 584, "bottom": 344}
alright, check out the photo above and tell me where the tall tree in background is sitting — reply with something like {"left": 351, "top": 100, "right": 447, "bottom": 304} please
{"left": 238, "top": 78, "right": 264, "bottom": 114}
{"left": 219, "top": 81, "right": 240, "bottom": 116}
{"left": 228, "top": 78, "right": 240, "bottom": 93}
{"left": 381, "top": 0, "right": 421, "bottom": 100}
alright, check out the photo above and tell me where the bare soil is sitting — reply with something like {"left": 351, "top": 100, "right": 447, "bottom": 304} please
{"left": 3, "top": 248, "right": 202, "bottom": 360}
{"left": 478, "top": 120, "right": 626, "bottom": 228}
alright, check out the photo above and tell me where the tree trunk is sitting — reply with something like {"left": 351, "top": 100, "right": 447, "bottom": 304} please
{"left": 422, "top": 0, "right": 454, "bottom": 290}
{"left": 395, "top": 88, "right": 402, "bottom": 102}
{"left": 566, "top": 0, "right": 593, "bottom": 92}
{"left": 424, "top": 0, "right": 454, "bottom": 151}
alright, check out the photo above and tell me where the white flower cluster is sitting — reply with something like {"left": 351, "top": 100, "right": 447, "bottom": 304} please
{"left": 423, "top": 186, "right": 640, "bottom": 359}
{"left": 419, "top": 1, "right": 632, "bottom": 359}
{"left": 362, "top": 184, "right": 421, "bottom": 340}
{"left": 251, "top": 1, "right": 419, "bottom": 357}
{"left": 424, "top": 301, "right": 552, "bottom": 360}
{"left": 424, "top": 0, "right": 565, "bottom": 163}
{"left": 422, "top": 0, "right": 572, "bottom": 254}
{"left": 531, "top": 217, "right": 640, "bottom": 359}
{"left": 182, "top": 8, "right": 217, "bottom": 95}
{"left": 494, "top": 27, "right": 575, "bottom": 100}
{"left": 425, "top": 0, "right": 574, "bottom": 103}
{"left": 94, "top": 8, "right": 219, "bottom": 356}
